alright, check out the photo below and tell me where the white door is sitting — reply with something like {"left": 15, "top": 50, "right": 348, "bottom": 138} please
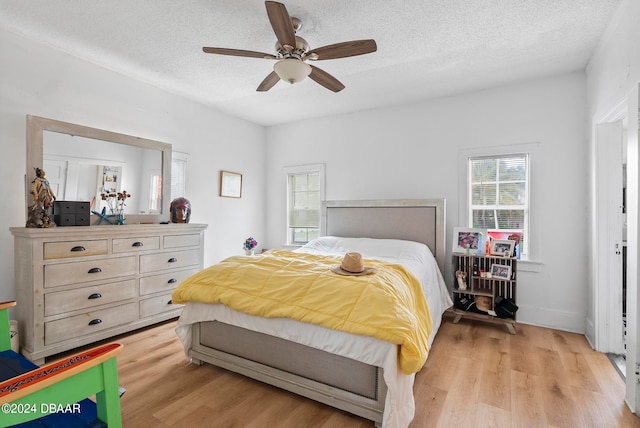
{"left": 42, "top": 159, "right": 67, "bottom": 200}
{"left": 596, "top": 121, "right": 624, "bottom": 354}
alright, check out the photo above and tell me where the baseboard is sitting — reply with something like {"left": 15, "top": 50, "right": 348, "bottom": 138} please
{"left": 516, "top": 304, "right": 585, "bottom": 334}
{"left": 585, "top": 317, "right": 596, "bottom": 348}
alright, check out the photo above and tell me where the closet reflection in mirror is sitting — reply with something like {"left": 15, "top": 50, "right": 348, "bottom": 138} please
{"left": 44, "top": 131, "right": 163, "bottom": 215}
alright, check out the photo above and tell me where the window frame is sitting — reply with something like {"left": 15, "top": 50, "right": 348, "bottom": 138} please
{"left": 284, "top": 163, "right": 325, "bottom": 246}
{"left": 468, "top": 154, "right": 529, "bottom": 254}
{"left": 459, "top": 143, "right": 540, "bottom": 263}
{"left": 171, "top": 151, "right": 189, "bottom": 201}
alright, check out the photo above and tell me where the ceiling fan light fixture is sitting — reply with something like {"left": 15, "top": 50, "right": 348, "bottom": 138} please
{"left": 202, "top": 2, "right": 376, "bottom": 92}
{"left": 273, "top": 58, "right": 311, "bottom": 84}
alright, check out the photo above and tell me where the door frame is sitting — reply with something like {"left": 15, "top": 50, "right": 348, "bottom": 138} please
{"left": 595, "top": 84, "right": 640, "bottom": 412}
{"left": 626, "top": 84, "right": 640, "bottom": 411}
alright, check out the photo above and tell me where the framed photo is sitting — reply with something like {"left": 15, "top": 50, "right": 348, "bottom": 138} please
{"left": 452, "top": 227, "right": 486, "bottom": 254}
{"left": 491, "top": 263, "right": 512, "bottom": 280}
{"left": 220, "top": 170, "right": 243, "bottom": 198}
{"left": 491, "top": 239, "right": 515, "bottom": 257}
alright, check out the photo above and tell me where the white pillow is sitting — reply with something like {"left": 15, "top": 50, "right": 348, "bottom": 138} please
{"left": 299, "top": 236, "right": 432, "bottom": 265}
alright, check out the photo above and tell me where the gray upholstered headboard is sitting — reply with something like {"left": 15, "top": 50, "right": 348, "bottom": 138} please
{"left": 321, "top": 199, "right": 446, "bottom": 273}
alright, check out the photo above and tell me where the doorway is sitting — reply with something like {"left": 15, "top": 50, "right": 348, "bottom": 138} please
{"left": 594, "top": 84, "right": 640, "bottom": 413}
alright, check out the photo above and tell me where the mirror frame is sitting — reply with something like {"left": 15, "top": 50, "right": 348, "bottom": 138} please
{"left": 26, "top": 115, "right": 172, "bottom": 224}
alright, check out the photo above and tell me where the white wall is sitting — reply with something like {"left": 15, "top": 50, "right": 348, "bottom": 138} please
{"left": 0, "top": 28, "right": 266, "bottom": 302}
{"left": 586, "top": 0, "right": 640, "bottom": 117}
{"left": 265, "top": 72, "right": 589, "bottom": 333}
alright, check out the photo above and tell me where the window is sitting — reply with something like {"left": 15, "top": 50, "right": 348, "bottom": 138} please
{"left": 468, "top": 154, "right": 529, "bottom": 255}
{"left": 285, "top": 164, "right": 325, "bottom": 245}
{"left": 171, "top": 152, "right": 188, "bottom": 201}
{"left": 147, "top": 172, "right": 162, "bottom": 213}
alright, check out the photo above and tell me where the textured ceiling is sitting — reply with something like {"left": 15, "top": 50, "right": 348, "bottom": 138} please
{"left": 0, "top": 0, "right": 622, "bottom": 126}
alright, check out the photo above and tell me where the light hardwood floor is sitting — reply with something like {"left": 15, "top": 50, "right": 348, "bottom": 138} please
{"left": 68, "top": 315, "right": 640, "bottom": 427}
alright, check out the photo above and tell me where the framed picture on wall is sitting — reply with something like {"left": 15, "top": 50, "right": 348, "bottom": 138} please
{"left": 220, "top": 170, "right": 243, "bottom": 198}
{"left": 452, "top": 227, "right": 486, "bottom": 255}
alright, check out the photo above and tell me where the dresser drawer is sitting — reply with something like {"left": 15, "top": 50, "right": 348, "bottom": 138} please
{"left": 113, "top": 236, "right": 160, "bottom": 253}
{"left": 44, "top": 240, "right": 108, "bottom": 259}
{"left": 44, "top": 256, "right": 136, "bottom": 288}
{"left": 139, "top": 268, "right": 199, "bottom": 296}
{"left": 140, "top": 293, "right": 183, "bottom": 319}
{"left": 164, "top": 234, "right": 200, "bottom": 248}
{"left": 45, "top": 279, "right": 136, "bottom": 316}
{"left": 45, "top": 302, "right": 137, "bottom": 345}
{"left": 139, "top": 249, "right": 200, "bottom": 273}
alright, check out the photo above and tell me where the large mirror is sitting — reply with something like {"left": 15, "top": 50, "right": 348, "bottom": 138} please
{"left": 26, "top": 115, "right": 171, "bottom": 224}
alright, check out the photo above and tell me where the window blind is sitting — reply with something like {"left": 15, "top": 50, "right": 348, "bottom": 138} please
{"left": 288, "top": 172, "right": 320, "bottom": 228}
{"left": 469, "top": 154, "right": 528, "bottom": 253}
{"left": 171, "top": 157, "right": 187, "bottom": 200}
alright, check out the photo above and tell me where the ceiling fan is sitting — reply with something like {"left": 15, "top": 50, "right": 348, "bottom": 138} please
{"left": 202, "top": 1, "right": 377, "bottom": 93}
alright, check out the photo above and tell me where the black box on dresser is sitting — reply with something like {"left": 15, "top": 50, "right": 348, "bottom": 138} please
{"left": 53, "top": 201, "right": 90, "bottom": 226}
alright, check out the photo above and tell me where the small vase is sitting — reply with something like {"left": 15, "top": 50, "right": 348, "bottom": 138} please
{"left": 245, "top": 249, "right": 255, "bottom": 256}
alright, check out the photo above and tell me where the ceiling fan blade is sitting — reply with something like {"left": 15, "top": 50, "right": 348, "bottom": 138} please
{"left": 265, "top": 1, "right": 296, "bottom": 49}
{"left": 256, "top": 71, "right": 280, "bottom": 92}
{"left": 308, "top": 65, "right": 345, "bottom": 92}
{"left": 203, "top": 47, "right": 277, "bottom": 59}
{"left": 306, "top": 39, "right": 377, "bottom": 61}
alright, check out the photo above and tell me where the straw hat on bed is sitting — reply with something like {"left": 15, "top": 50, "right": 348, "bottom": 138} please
{"left": 331, "top": 252, "right": 376, "bottom": 276}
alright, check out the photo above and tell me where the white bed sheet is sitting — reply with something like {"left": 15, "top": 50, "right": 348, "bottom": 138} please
{"left": 175, "top": 236, "right": 453, "bottom": 428}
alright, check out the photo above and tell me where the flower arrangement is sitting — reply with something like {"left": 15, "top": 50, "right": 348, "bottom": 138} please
{"left": 243, "top": 237, "right": 257, "bottom": 251}
{"left": 101, "top": 191, "right": 131, "bottom": 224}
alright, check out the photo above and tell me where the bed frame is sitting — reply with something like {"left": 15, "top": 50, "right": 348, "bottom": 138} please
{"left": 187, "top": 199, "right": 446, "bottom": 427}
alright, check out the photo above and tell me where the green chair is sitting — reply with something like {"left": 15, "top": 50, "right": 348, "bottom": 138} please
{"left": 0, "top": 301, "right": 123, "bottom": 427}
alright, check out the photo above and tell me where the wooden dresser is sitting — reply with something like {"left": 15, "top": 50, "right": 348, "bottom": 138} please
{"left": 10, "top": 223, "right": 207, "bottom": 364}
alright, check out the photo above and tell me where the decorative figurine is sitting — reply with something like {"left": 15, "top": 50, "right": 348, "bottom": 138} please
{"left": 456, "top": 270, "right": 467, "bottom": 290}
{"left": 91, "top": 207, "right": 115, "bottom": 225}
{"left": 170, "top": 197, "right": 191, "bottom": 223}
{"left": 26, "top": 167, "right": 57, "bottom": 228}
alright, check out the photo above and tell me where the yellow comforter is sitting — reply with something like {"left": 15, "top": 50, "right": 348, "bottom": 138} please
{"left": 171, "top": 249, "right": 433, "bottom": 374}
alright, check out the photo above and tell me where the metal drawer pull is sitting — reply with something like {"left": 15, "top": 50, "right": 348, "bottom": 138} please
{"left": 88, "top": 267, "right": 102, "bottom": 274}
{"left": 70, "top": 246, "right": 86, "bottom": 252}
{"left": 168, "top": 300, "right": 173, "bottom": 305}
{"left": 132, "top": 242, "right": 143, "bottom": 247}
{"left": 88, "top": 319, "right": 102, "bottom": 326}
{"left": 88, "top": 293, "right": 102, "bottom": 300}
{"left": 168, "top": 258, "right": 177, "bottom": 263}
{"left": 168, "top": 278, "right": 177, "bottom": 284}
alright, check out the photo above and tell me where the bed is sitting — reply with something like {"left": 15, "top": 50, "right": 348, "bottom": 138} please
{"left": 173, "top": 199, "right": 451, "bottom": 427}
